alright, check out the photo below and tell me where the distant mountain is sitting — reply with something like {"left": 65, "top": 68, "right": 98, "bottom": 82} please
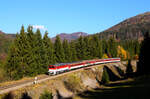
{"left": 51, "top": 32, "right": 88, "bottom": 42}
{"left": 0, "top": 30, "right": 16, "bottom": 38}
{"left": 0, "top": 30, "right": 5, "bottom": 34}
{"left": 0, "top": 31, "right": 15, "bottom": 60}
{"left": 98, "top": 12, "right": 150, "bottom": 41}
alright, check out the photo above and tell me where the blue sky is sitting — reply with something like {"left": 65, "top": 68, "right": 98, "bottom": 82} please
{"left": 0, "top": 0, "right": 150, "bottom": 37}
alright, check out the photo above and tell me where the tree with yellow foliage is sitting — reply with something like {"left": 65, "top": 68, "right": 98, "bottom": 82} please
{"left": 117, "top": 46, "right": 128, "bottom": 60}
{"left": 102, "top": 53, "right": 108, "bottom": 59}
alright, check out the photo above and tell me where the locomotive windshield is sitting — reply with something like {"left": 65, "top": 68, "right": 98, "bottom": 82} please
{"left": 49, "top": 65, "right": 55, "bottom": 68}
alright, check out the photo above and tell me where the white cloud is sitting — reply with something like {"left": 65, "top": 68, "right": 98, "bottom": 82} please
{"left": 32, "top": 25, "right": 47, "bottom": 31}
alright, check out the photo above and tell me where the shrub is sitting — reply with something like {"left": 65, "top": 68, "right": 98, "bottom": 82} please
{"left": 126, "top": 59, "right": 133, "bottom": 77}
{"left": 3, "top": 92, "right": 15, "bottom": 99}
{"left": 39, "top": 91, "right": 53, "bottom": 99}
{"left": 21, "top": 92, "right": 32, "bottom": 99}
{"left": 0, "top": 67, "right": 8, "bottom": 82}
{"left": 64, "top": 74, "right": 81, "bottom": 92}
{"left": 101, "top": 68, "right": 110, "bottom": 85}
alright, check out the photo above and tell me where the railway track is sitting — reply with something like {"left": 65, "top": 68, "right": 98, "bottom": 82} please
{"left": 0, "top": 62, "right": 118, "bottom": 95}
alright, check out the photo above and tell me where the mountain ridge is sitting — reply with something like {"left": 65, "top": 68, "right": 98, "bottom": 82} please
{"left": 51, "top": 32, "right": 88, "bottom": 42}
{"left": 98, "top": 12, "right": 150, "bottom": 41}
{"left": 106, "top": 12, "right": 150, "bottom": 32}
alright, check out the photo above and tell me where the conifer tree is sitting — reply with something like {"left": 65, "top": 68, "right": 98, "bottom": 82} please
{"left": 92, "top": 35, "right": 100, "bottom": 58}
{"left": 98, "top": 40, "right": 103, "bottom": 58}
{"left": 76, "top": 36, "right": 87, "bottom": 60}
{"left": 26, "top": 26, "right": 38, "bottom": 76}
{"left": 43, "top": 31, "right": 56, "bottom": 65}
{"left": 5, "top": 42, "right": 21, "bottom": 79}
{"left": 108, "top": 37, "right": 117, "bottom": 57}
{"left": 70, "top": 41, "right": 78, "bottom": 62}
{"left": 83, "top": 37, "right": 91, "bottom": 59}
{"left": 126, "top": 59, "right": 133, "bottom": 77}
{"left": 5, "top": 26, "right": 30, "bottom": 79}
{"left": 17, "top": 26, "right": 29, "bottom": 76}
{"left": 102, "top": 39, "right": 109, "bottom": 56}
{"left": 101, "top": 67, "right": 110, "bottom": 84}
{"left": 89, "top": 35, "right": 103, "bottom": 59}
{"left": 34, "top": 29, "right": 46, "bottom": 74}
{"left": 63, "top": 39, "right": 71, "bottom": 62}
{"left": 137, "top": 31, "right": 150, "bottom": 75}
{"left": 54, "top": 36, "right": 65, "bottom": 63}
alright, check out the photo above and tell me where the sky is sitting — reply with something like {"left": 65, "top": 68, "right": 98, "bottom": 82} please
{"left": 0, "top": 0, "right": 150, "bottom": 37}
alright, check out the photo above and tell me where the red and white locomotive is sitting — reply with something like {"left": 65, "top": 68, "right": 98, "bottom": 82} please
{"left": 48, "top": 58, "right": 120, "bottom": 75}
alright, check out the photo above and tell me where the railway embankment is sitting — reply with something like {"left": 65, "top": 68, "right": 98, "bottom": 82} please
{"left": 0, "top": 61, "right": 137, "bottom": 99}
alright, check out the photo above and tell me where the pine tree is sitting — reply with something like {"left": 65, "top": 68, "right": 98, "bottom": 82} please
{"left": 126, "top": 59, "right": 133, "bottom": 77}
{"left": 17, "top": 26, "right": 29, "bottom": 77}
{"left": 102, "top": 39, "right": 109, "bottom": 56}
{"left": 98, "top": 40, "right": 103, "bottom": 58}
{"left": 43, "top": 31, "right": 56, "bottom": 65}
{"left": 137, "top": 31, "right": 150, "bottom": 75}
{"left": 89, "top": 35, "right": 103, "bottom": 59}
{"left": 101, "top": 67, "right": 110, "bottom": 84}
{"left": 54, "top": 36, "right": 65, "bottom": 63}
{"left": 83, "top": 37, "right": 92, "bottom": 59}
{"left": 63, "top": 39, "right": 71, "bottom": 62}
{"left": 5, "top": 26, "right": 29, "bottom": 79}
{"left": 92, "top": 35, "right": 100, "bottom": 58}
{"left": 34, "top": 29, "right": 46, "bottom": 74}
{"left": 134, "top": 40, "right": 140, "bottom": 55}
{"left": 76, "top": 36, "right": 87, "bottom": 60}
{"left": 5, "top": 42, "right": 21, "bottom": 79}
{"left": 108, "top": 37, "right": 117, "bottom": 57}
{"left": 70, "top": 41, "right": 78, "bottom": 62}
{"left": 26, "top": 26, "right": 37, "bottom": 76}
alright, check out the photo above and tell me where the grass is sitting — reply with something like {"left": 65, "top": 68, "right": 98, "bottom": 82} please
{"left": 0, "top": 68, "right": 9, "bottom": 83}
{"left": 0, "top": 74, "right": 46, "bottom": 87}
{"left": 64, "top": 74, "right": 82, "bottom": 93}
{"left": 77, "top": 75, "right": 150, "bottom": 99}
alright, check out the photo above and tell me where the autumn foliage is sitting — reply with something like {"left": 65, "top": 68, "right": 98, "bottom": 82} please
{"left": 117, "top": 46, "right": 128, "bottom": 60}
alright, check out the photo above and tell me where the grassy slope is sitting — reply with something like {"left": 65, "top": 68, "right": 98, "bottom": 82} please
{"left": 77, "top": 75, "right": 150, "bottom": 99}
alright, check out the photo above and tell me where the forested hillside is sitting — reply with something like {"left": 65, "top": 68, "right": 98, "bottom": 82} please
{"left": 0, "top": 32, "right": 14, "bottom": 63}
{"left": 98, "top": 12, "right": 150, "bottom": 41}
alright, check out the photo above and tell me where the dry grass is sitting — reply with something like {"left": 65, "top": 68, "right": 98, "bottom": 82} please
{"left": 0, "top": 74, "right": 46, "bottom": 87}
{"left": 64, "top": 73, "right": 83, "bottom": 93}
{"left": 0, "top": 68, "right": 8, "bottom": 83}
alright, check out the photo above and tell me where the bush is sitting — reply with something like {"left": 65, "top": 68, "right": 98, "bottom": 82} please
{"left": 0, "top": 67, "right": 8, "bottom": 82}
{"left": 64, "top": 74, "right": 81, "bottom": 92}
{"left": 21, "top": 92, "right": 32, "bottom": 99}
{"left": 101, "top": 67, "right": 110, "bottom": 85}
{"left": 39, "top": 91, "right": 53, "bottom": 99}
{"left": 126, "top": 60, "right": 133, "bottom": 77}
{"left": 3, "top": 92, "right": 15, "bottom": 99}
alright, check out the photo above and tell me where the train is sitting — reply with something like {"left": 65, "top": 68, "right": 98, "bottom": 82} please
{"left": 48, "top": 58, "right": 120, "bottom": 75}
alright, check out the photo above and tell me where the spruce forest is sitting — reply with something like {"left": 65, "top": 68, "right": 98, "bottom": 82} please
{"left": 1, "top": 25, "right": 140, "bottom": 80}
